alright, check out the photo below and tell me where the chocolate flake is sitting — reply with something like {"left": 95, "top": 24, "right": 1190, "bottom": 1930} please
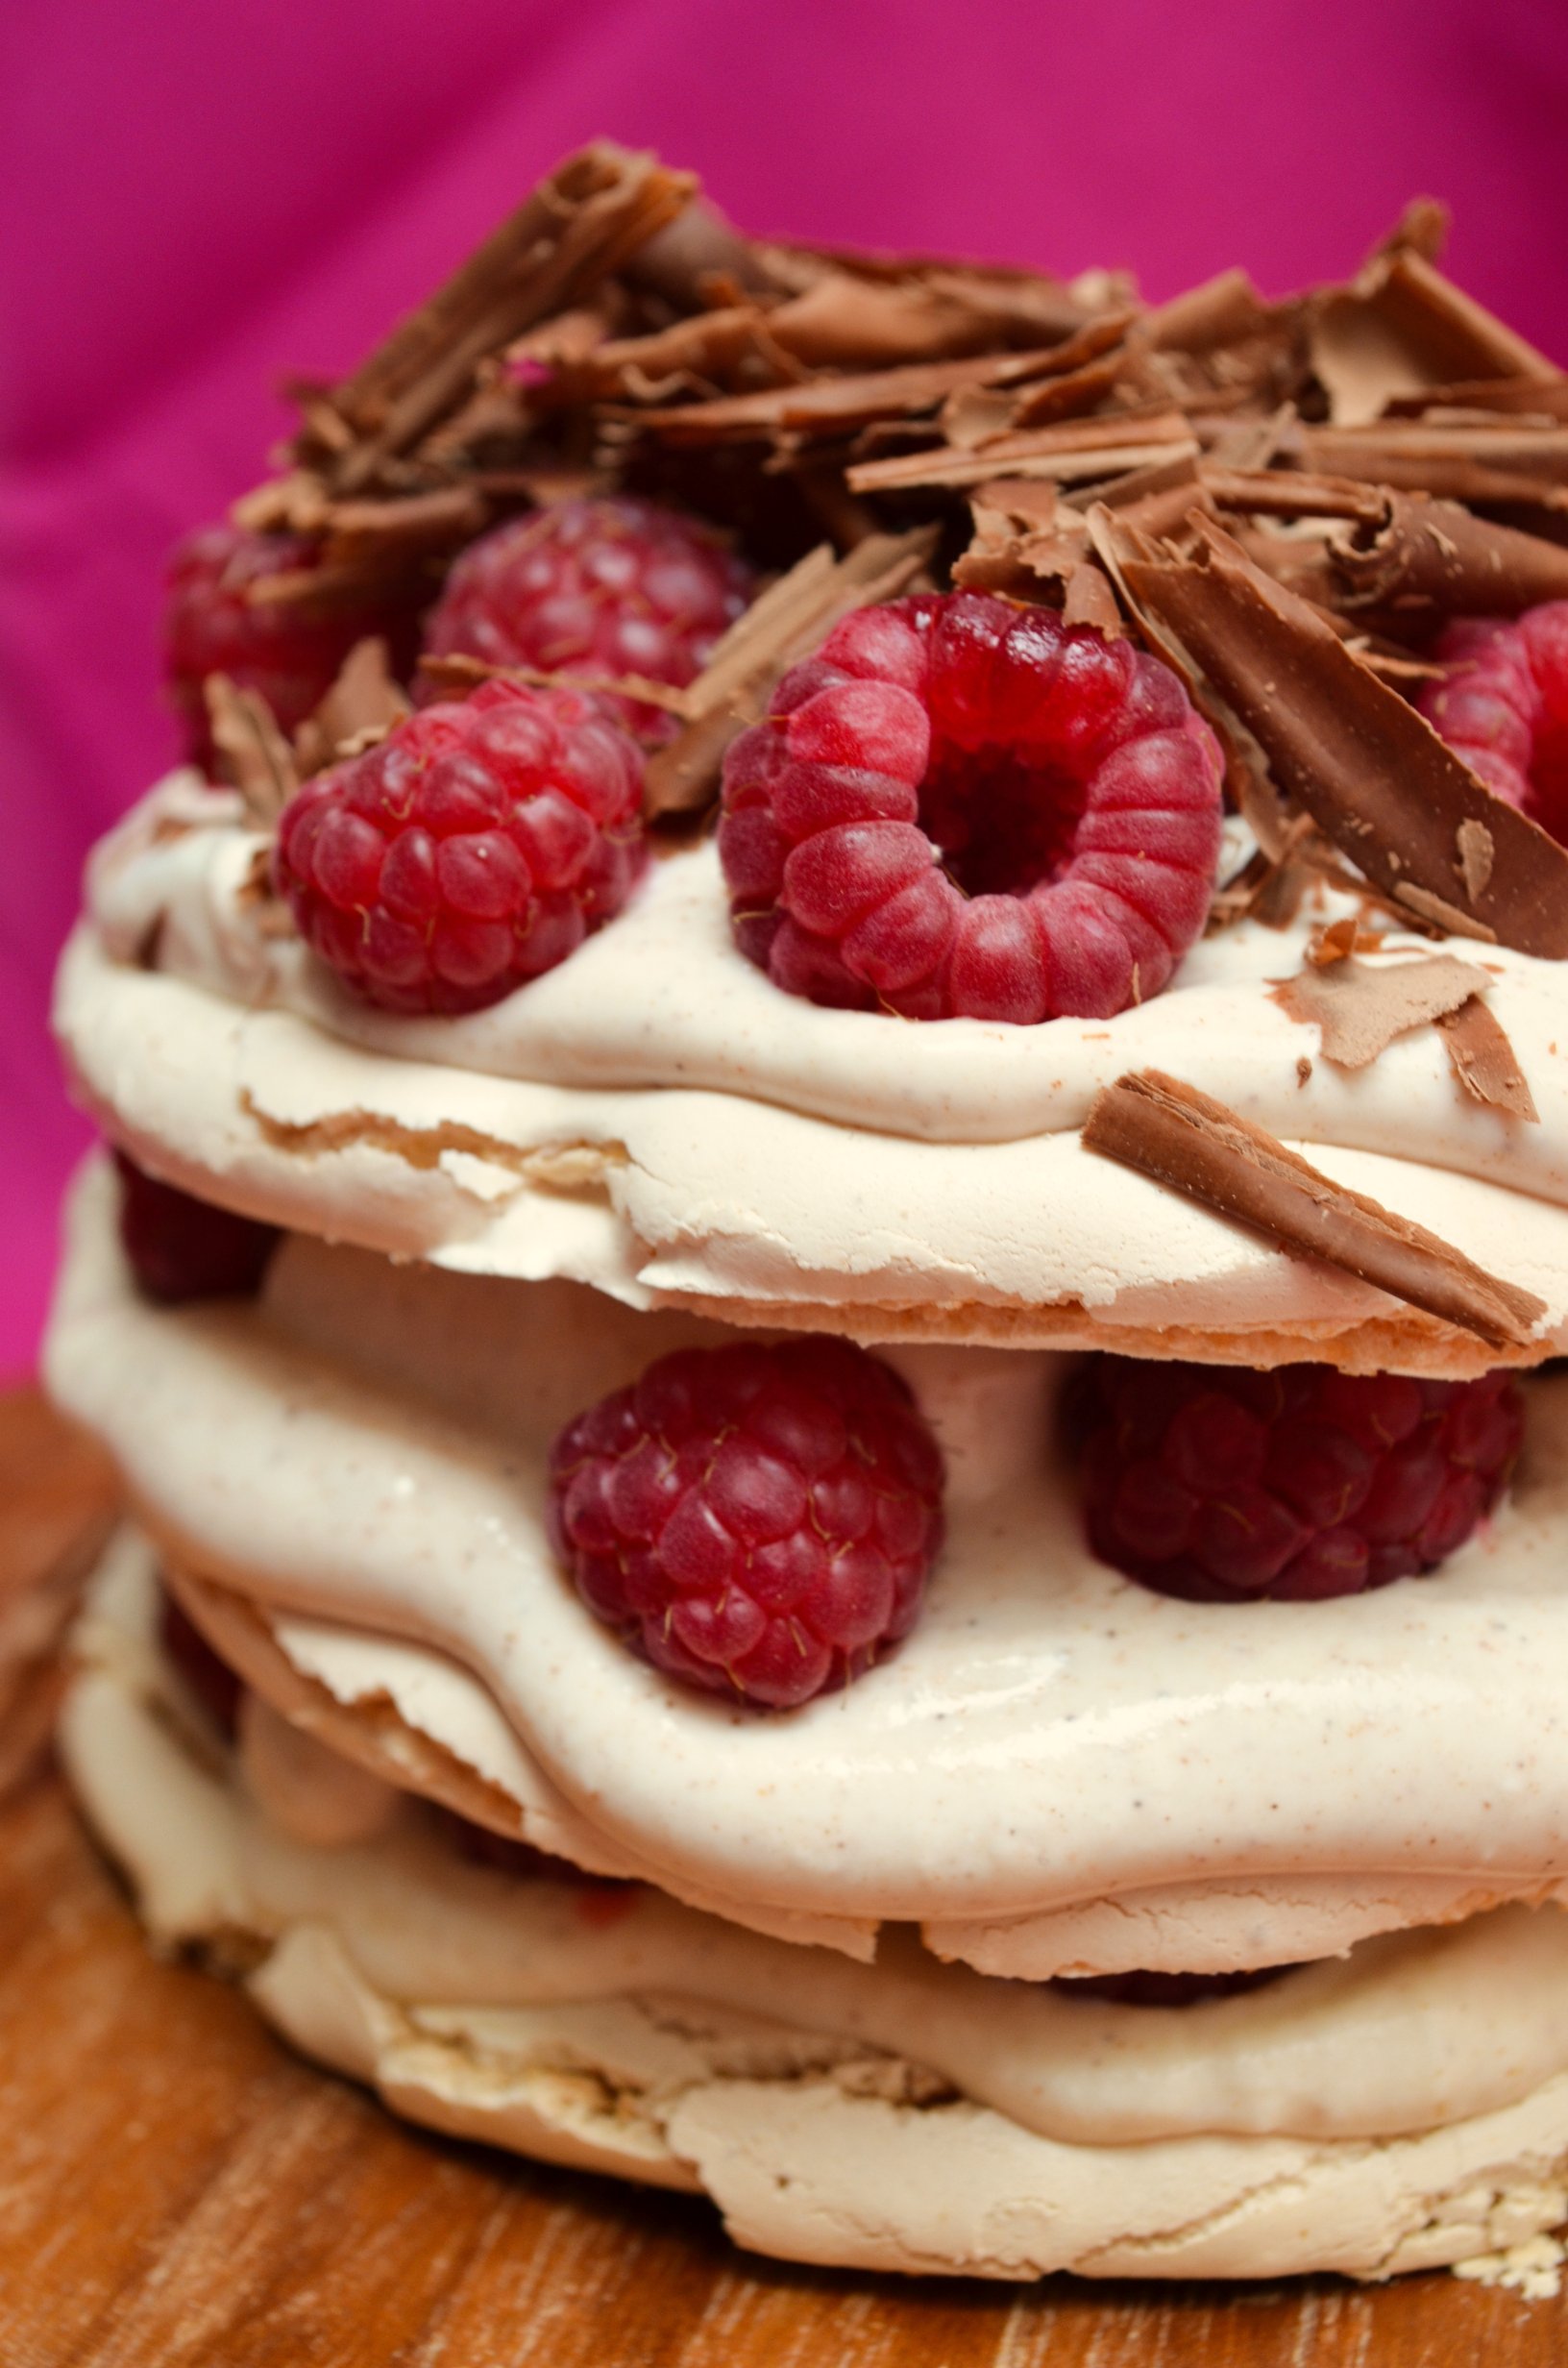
{"left": 1326, "top": 493, "right": 1568, "bottom": 622}
{"left": 1307, "top": 914, "right": 1378, "bottom": 965}
{"left": 417, "top": 649, "right": 696, "bottom": 722}
{"left": 294, "top": 639, "right": 413, "bottom": 776}
{"left": 634, "top": 342, "right": 1109, "bottom": 446}
{"left": 1272, "top": 951, "right": 1490, "bottom": 1069}
{"left": 642, "top": 527, "right": 937, "bottom": 817}
{"left": 1081, "top": 1069, "right": 1545, "bottom": 1348}
{"left": 1113, "top": 517, "right": 1568, "bottom": 959}
{"left": 1311, "top": 239, "right": 1561, "bottom": 429}
{"left": 1436, "top": 999, "right": 1539, "bottom": 1122}
{"left": 203, "top": 677, "right": 299, "bottom": 824}
{"left": 845, "top": 407, "right": 1198, "bottom": 496}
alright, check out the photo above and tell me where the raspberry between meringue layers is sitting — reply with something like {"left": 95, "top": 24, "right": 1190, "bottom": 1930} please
{"left": 47, "top": 1158, "right": 1568, "bottom": 1984}
{"left": 59, "top": 1529, "right": 1568, "bottom": 2283}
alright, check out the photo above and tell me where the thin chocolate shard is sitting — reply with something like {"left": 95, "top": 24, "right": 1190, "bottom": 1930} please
{"left": 1391, "top": 882, "right": 1498, "bottom": 944}
{"left": 294, "top": 639, "right": 413, "bottom": 776}
{"left": 625, "top": 196, "right": 787, "bottom": 308}
{"left": 1113, "top": 516, "right": 1568, "bottom": 959}
{"left": 1307, "top": 914, "right": 1380, "bottom": 965}
{"left": 1437, "top": 998, "right": 1539, "bottom": 1122}
{"left": 845, "top": 407, "right": 1197, "bottom": 495}
{"left": 203, "top": 677, "right": 299, "bottom": 824}
{"left": 1327, "top": 493, "right": 1568, "bottom": 620}
{"left": 633, "top": 341, "right": 1102, "bottom": 445}
{"left": 536, "top": 307, "right": 803, "bottom": 411}
{"left": 1384, "top": 375, "right": 1568, "bottom": 423}
{"left": 1139, "top": 268, "right": 1274, "bottom": 358}
{"left": 1311, "top": 236, "right": 1562, "bottom": 428}
{"left": 1202, "top": 468, "right": 1387, "bottom": 525}
{"left": 641, "top": 527, "right": 937, "bottom": 817}
{"left": 1081, "top": 1069, "right": 1545, "bottom": 1348}
{"left": 1085, "top": 504, "right": 1293, "bottom": 860}
{"left": 1272, "top": 951, "right": 1490, "bottom": 1069}
{"left": 1296, "top": 421, "right": 1568, "bottom": 508}
{"left": 953, "top": 481, "right": 1117, "bottom": 616}
{"left": 415, "top": 649, "right": 694, "bottom": 726}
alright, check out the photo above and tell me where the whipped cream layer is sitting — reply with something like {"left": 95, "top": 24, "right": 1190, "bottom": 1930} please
{"left": 57, "top": 778, "right": 1568, "bottom": 1363}
{"left": 65, "top": 1538, "right": 1568, "bottom": 2284}
{"left": 48, "top": 1159, "right": 1568, "bottom": 1970}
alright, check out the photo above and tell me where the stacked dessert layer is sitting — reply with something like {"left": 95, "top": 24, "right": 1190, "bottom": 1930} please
{"left": 47, "top": 144, "right": 1568, "bottom": 2282}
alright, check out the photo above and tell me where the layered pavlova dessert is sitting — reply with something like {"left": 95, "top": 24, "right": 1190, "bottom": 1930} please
{"left": 46, "top": 144, "right": 1568, "bottom": 2281}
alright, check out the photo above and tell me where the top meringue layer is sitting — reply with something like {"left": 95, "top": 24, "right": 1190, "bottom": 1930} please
{"left": 55, "top": 771, "right": 1568, "bottom": 1361}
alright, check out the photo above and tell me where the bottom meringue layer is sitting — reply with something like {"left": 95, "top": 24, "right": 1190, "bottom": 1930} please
{"left": 61, "top": 1531, "right": 1568, "bottom": 2283}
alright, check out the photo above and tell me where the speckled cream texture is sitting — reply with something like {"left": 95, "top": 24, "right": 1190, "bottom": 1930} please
{"left": 53, "top": 776, "right": 1568, "bottom": 1369}
{"left": 47, "top": 1162, "right": 1568, "bottom": 1973}
{"left": 61, "top": 1535, "right": 1568, "bottom": 2285}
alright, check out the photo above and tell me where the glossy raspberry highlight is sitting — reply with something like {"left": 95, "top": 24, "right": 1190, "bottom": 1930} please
{"left": 423, "top": 495, "right": 754, "bottom": 742}
{"left": 1419, "top": 600, "right": 1568, "bottom": 842}
{"left": 1071, "top": 1356, "right": 1523, "bottom": 1603}
{"left": 548, "top": 1337, "right": 946, "bottom": 1709}
{"left": 720, "top": 592, "right": 1224, "bottom": 1022}
{"left": 273, "top": 678, "right": 646, "bottom": 1014}
{"left": 165, "top": 522, "right": 419, "bottom": 773}
{"left": 115, "top": 1151, "right": 279, "bottom": 1305}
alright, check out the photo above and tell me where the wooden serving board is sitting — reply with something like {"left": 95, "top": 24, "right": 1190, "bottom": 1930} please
{"left": 1, "top": 1384, "right": 1563, "bottom": 2365}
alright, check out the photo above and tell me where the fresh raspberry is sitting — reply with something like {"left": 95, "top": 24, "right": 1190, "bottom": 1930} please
{"left": 273, "top": 677, "right": 647, "bottom": 1014}
{"left": 547, "top": 1337, "right": 946, "bottom": 1710}
{"left": 1055, "top": 1965, "right": 1294, "bottom": 2007}
{"left": 719, "top": 592, "right": 1224, "bottom": 1023}
{"left": 1419, "top": 601, "right": 1568, "bottom": 841}
{"left": 159, "top": 1586, "right": 243, "bottom": 1738}
{"left": 165, "top": 521, "right": 420, "bottom": 773}
{"left": 115, "top": 1151, "right": 279, "bottom": 1304}
{"left": 423, "top": 496, "right": 754, "bottom": 743}
{"left": 1070, "top": 1355, "right": 1524, "bottom": 1603}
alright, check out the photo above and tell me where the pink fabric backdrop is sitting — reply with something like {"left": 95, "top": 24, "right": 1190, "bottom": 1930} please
{"left": 6, "top": 0, "right": 1567, "bottom": 1377}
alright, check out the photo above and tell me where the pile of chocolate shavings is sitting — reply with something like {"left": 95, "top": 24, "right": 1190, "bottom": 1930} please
{"left": 209, "top": 149, "right": 1568, "bottom": 972}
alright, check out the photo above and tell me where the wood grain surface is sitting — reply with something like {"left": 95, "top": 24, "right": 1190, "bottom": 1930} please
{"left": 2, "top": 1384, "right": 1564, "bottom": 2365}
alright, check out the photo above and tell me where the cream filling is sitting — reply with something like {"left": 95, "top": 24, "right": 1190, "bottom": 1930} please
{"left": 47, "top": 1159, "right": 1568, "bottom": 1966}
{"left": 70, "top": 1531, "right": 1568, "bottom": 2149}
{"left": 61, "top": 1536, "right": 1568, "bottom": 2283}
{"left": 57, "top": 774, "right": 1568, "bottom": 1349}
{"left": 54, "top": 922, "right": 1568, "bottom": 1357}
{"left": 88, "top": 775, "right": 1568, "bottom": 1169}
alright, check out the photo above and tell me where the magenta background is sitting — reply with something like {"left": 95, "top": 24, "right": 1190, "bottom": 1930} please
{"left": 5, "top": 0, "right": 1568, "bottom": 1378}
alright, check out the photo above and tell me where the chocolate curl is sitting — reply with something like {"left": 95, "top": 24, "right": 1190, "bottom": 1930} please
{"left": 317, "top": 143, "right": 697, "bottom": 493}
{"left": 635, "top": 339, "right": 1127, "bottom": 447}
{"left": 1295, "top": 421, "right": 1568, "bottom": 510}
{"left": 1271, "top": 952, "right": 1491, "bottom": 1071}
{"left": 641, "top": 527, "right": 937, "bottom": 818}
{"left": 1085, "top": 505, "right": 1293, "bottom": 861}
{"left": 203, "top": 677, "right": 300, "bottom": 824}
{"left": 1436, "top": 999, "right": 1540, "bottom": 1123}
{"left": 293, "top": 640, "right": 413, "bottom": 777}
{"left": 845, "top": 407, "right": 1197, "bottom": 496}
{"left": 1112, "top": 516, "right": 1568, "bottom": 959}
{"left": 1082, "top": 1070, "right": 1545, "bottom": 1350}
{"left": 1327, "top": 493, "right": 1568, "bottom": 620}
{"left": 1311, "top": 230, "right": 1561, "bottom": 429}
